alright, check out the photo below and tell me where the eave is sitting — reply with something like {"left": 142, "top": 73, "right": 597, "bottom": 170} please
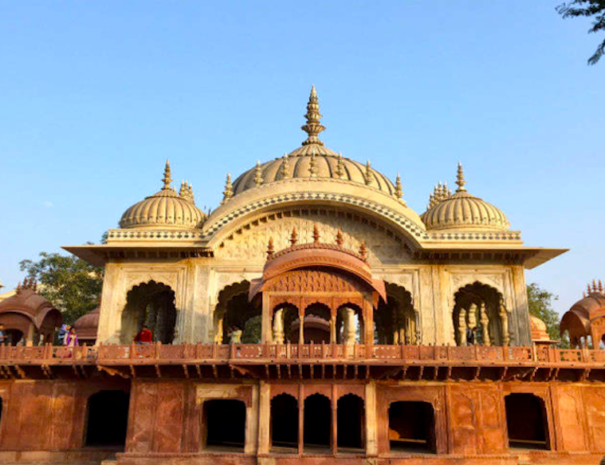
{"left": 63, "top": 245, "right": 214, "bottom": 267}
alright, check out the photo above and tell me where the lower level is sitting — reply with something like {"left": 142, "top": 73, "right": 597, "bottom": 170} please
{"left": 0, "top": 377, "right": 604, "bottom": 465}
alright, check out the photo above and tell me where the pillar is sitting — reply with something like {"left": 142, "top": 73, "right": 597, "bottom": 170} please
{"left": 364, "top": 299, "right": 374, "bottom": 345}
{"left": 298, "top": 308, "right": 304, "bottom": 344}
{"left": 330, "top": 309, "right": 337, "bottom": 344}
{"left": 500, "top": 301, "right": 510, "bottom": 346}
{"left": 344, "top": 308, "right": 356, "bottom": 345}
{"left": 25, "top": 324, "right": 35, "bottom": 347}
{"left": 480, "top": 303, "right": 490, "bottom": 347}
{"left": 273, "top": 309, "right": 284, "bottom": 344}
{"left": 458, "top": 309, "right": 467, "bottom": 346}
{"left": 262, "top": 297, "right": 273, "bottom": 344}
{"left": 365, "top": 382, "right": 378, "bottom": 456}
{"left": 257, "top": 381, "right": 270, "bottom": 454}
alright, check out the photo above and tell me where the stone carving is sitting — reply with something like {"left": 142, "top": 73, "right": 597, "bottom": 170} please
{"left": 265, "top": 269, "right": 366, "bottom": 294}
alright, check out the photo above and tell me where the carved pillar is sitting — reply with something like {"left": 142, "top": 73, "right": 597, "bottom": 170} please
{"left": 344, "top": 307, "right": 356, "bottom": 345}
{"left": 262, "top": 296, "right": 273, "bottom": 344}
{"left": 480, "top": 303, "right": 490, "bottom": 347}
{"left": 458, "top": 308, "right": 467, "bottom": 346}
{"left": 365, "top": 382, "right": 378, "bottom": 456}
{"left": 25, "top": 323, "right": 35, "bottom": 347}
{"left": 273, "top": 309, "right": 284, "bottom": 344}
{"left": 415, "top": 312, "right": 421, "bottom": 345}
{"left": 330, "top": 309, "right": 337, "bottom": 344}
{"left": 215, "top": 313, "right": 224, "bottom": 344}
{"left": 299, "top": 307, "right": 305, "bottom": 344}
{"left": 257, "top": 381, "right": 270, "bottom": 454}
{"left": 364, "top": 298, "right": 374, "bottom": 345}
{"left": 499, "top": 301, "right": 510, "bottom": 346}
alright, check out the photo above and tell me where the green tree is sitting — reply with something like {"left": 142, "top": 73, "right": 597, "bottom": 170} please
{"left": 526, "top": 282, "right": 562, "bottom": 342}
{"left": 557, "top": 0, "right": 605, "bottom": 65}
{"left": 19, "top": 252, "right": 103, "bottom": 324}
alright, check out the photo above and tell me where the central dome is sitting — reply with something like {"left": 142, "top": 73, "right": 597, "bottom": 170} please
{"left": 231, "top": 87, "right": 397, "bottom": 197}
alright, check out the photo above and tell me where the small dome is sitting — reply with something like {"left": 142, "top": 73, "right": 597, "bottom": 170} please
{"left": 530, "top": 315, "right": 551, "bottom": 342}
{"left": 73, "top": 306, "right": 100, "bottom": 342}
{"left": 422, "top": 164, "right": 510, "bottom": 232}
{"left": 120, "top": 161, "right": 206, "bottom": 229}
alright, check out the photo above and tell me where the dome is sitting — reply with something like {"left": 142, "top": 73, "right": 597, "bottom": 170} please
{"left": 120, "top": 161, "right": 206, "bottom": 230}
{"left": 229, "top": 87, "right": 398, "bottom": 198}
{"left": 73, "top": 306, "right": 100, "bottom": 342}
{"left": 422, "top": 164, "right": 510, "bottom": 232}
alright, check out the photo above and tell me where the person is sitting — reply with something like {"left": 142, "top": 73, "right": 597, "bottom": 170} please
{"left": 0, "top": 324, "right": 6, "bottom": 344}
{"left": 466, "top": 326, "right": 476, "bottom": 346}
{"left": 229, "top": 326, "right": 242, "bottom": 344}
{"left": 64, "top": 327, "right": 78, "bottom": 347}
{"left": 134, "top": 325, "right": 153, "bottom": 345}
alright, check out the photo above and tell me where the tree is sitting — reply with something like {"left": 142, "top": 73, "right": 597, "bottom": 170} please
{"left": 526, "top": 282, "right": 562, "bottom": 342}
{"left": 20, "top": 252, "right": 103, "bottom": 324}
{"left": 557, "top": 0, "right": 605, "bottom": 65}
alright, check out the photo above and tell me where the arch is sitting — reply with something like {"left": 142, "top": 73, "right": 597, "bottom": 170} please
{"left": 85, "top": 390, "right": 130, "bottom": 448}
{"left": 203, "top": 399, "right": 246, "bottom": 451}
{"left": 4, "top": 329, "right": 24, "bottom": 346}
{"left": 376, "top": 283, "right": 418, "bottom": 345}
{"left": 304, "top": 394, "right": 331, "bottom": 452}
{"left": 453, "top": 281, "right": 507, "bottom": 347}
{"left": 215, "top": 280, "right": 261, "bottom": 344}
{"left": 121, "top": 281, "right": 176, "bottom": 344}
{"left": 271, "top": 393, "right": 298, "bottom": 451}
{"left": 505, "top": 393, "right": 549, "bottom": 450}
{"left": 337, "top": 394, "right": 364, "bottom": 451}
{"left": 388, "top": 401, "right": 436, "bottom": 453}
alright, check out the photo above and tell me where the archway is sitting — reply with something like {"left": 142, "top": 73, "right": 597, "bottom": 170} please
{"left": 505, "top": 394, "right": 549, "bottom": 450}
{"left": 121, "top": 281, "right": 176, "bottom": 344}
{"left": 337, "top": 394, "right": 364, "bottom": 451}
{"left": 203, "top": 399, "right": 246, "bottom": 451}
{"left": 271, "top": 394, "right": 298, "bottom": 451}
{"left": 388, "top": 401, "right": 436, "bottom": 453}
{"left": 4, "top": 329, "right": 23, "bottom": 346}
{"left": 304, "top": 394, "right": 331, "bottom": 452}
{"left": 215, "top": 281, "right": 261, "bottom": 343}
{"left": 85, "top": 390, "right": 130, "bottom": 448}
{"left": 376, "top": 283, "right": 417, "bottom": 344}
{"left": 453, "top": 282, "right": 506, "bottom": 346}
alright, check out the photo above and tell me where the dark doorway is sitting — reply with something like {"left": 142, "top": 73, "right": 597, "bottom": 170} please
{"left": 271, "top": 394, "right": 298, "bottom": 451}
{"left": 337, "top": 394, "right": 364, "bottom": 450}
{"left": 505, "top": 394, "right": 549, "bottom": 449}
{"left": 388, "top": 401, "right": 436, "bottom": 453}
{"left": 5, "top": 329, "right": 23, "bottom": 346}
{"left": 85, "top": 391, "right": 130, "bottom": 448}
{"left": 304, "top": 394, "right": 331, "bottom": 452}
{"left": 204, "top": 399, "right": 246, "bottom": 451}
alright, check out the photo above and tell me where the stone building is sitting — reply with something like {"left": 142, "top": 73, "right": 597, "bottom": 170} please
{"left": 0, "top": 87, "right": 604, "bottom": 465}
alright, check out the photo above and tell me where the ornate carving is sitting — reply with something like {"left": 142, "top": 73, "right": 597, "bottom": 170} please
{"left": 265, "top": 269, "right": 367, "bottom": 294}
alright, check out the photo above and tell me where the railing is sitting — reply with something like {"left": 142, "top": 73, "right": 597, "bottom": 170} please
{"left": 0, "top": 343, "right": 605, "bottom": 366}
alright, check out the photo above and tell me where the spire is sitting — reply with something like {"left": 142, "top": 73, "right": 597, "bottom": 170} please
{"left": 222, "top": 173, "right": 233, "bottom": 204}
{"left": 162, "top": 159, "right": 173, "bottom": 189}
{"left": 593, "top": 279, "right": 598, "bottom": 293}
{"left": 313, "top": 223, "right": 320, "bottom": 243}
{"left": 364, "top": 160, "right": 373, "bottom": 185}
{"left": 599, "top": 280, "right": 603, "bottom": 293}
{"left": 290, "top": 227, "right": 298, "bottom": 246}
{"left": 456, "top": 162, "right": 467, "bottom": 192}
{"left": 279, "top": 153, "right": 290, "bottom": 179}
{"left": 395, "top": 174, "right": 403, "bottom": 199}
{"left": 335, "top": 152, "right": 345, "bottom": 179}
{"left": 309, "top": 153, "right": 319, "bottom": 177}
{"left": 254, "top": 161, "right": 264, "bottom": 186}
{"left": 301, "top": 85, "right": 325, "bottom": 146}
{"left": 587, "top": 283, "right": 593, "bottom": 295}
{"left": 266, "top": 238, "right": 275, "bottom": 258}
{"left": 335, "top": 228, "right": 344, "bottom": 247}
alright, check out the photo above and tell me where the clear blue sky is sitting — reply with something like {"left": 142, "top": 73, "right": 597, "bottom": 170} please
{"left": 0, "top": 1, "right": 603, "bottom": 314}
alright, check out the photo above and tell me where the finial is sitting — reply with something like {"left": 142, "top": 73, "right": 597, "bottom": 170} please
{"left": 313, "top": 224, "right": 320, "bottom": 243}
{"left": 395, "top": 174, "right": 403, "bottom": 199}
{"left": 162, "top": 159, "right": 173, "bottom": 189}
{"left": 583, "top": 291, "right": 587, "bottom": 298}
{"left": 290, "top": 227, "right": 298, "bottom": 246}
{"left": 267, "top": 238, "right": 275, "bottom": 258}
{"left": 593, "top": 279, "right": 598, "bottom": 293}
{"left": 309, "top": 153, "right": 319, "bottom": 177}
{"left": 336, "top": 228, "right": 344, "bottom": 247}
{"left": 359, "top": 241, "right": 368, "bottom": 261}
{"left": 179, "top": 180, "right": 195, "bottom": 203}
{"left": 456, "top": 162, "right": 466, "bottom": 192}
{"left": 254, "top": 161, "right": 264, "bottom": 186}
{"left": 222, "top": 173, "right": 233, "bottom": 204}
{"left": 599, "top": 280, "right": 603, "bottom": 293}
{"left": 364, "top": 160, "right": 373, "bottom": 185}
{"left": 335, "top": 152, "right": 345, "bottom": 179}
{"left": 301, "top": 85, "right": 325, "bottom": 146}
{"left": 280, "top": 153, "right": 290, "bottom": 179}
{"left": 16, "top": 281, "right": 22, "bottom": 293}
{"left": 443, "top": 181, "right": 451, "bottom": 198}
{"left": 587, "top": 283, "right": 592, "bottom": 295}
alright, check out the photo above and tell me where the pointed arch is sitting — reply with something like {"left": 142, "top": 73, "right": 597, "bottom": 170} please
{"left": 376, "top": 283, "right": 418, "bottom": 344}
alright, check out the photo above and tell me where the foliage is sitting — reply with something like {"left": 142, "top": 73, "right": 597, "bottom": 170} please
{"left": 526, "top": 282, "right": 562, "bottom": 343}
{"left": 19, "top": 252, "right": 103, "bottom": 324}
{"left": 242, "top": 315, "right": 262, "bottom": 343}
{"left": 557, "top": 0, "right": 605, "bottom": 65}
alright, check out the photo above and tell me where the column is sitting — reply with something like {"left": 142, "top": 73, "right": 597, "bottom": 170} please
{"left": 344, "top": 308, "right": 356, "bottom": 345}
{"left": 330, "top": 309, "right": 337, "bottom": 344}
{"left": 257, "top": 382, "right": 270, "bottom": 454}
{"left": 273, "top": 309, "right": 284, "bottom": 344}
{"left": 298, "top": 308, "right": 305, "bottom": 344}
{"left": 364, "top": 299, "right": 374, "bottom": 345}
{"left": 262, "top": 296, "right": 273, "bottom": 344}
{"left": 26, "top": 324, "right": 35, "bottom": 347}
{"left": 458, "top": 309, "right": 467, "bottom": 346}
{"left": 364, "top": 382, "right": 378, "bottom": 456}
{"left": 499, "top": 300, "right": 510, "bottom": 346}
{"left": 480, "top": 303, "right": 490, "bottom": 347}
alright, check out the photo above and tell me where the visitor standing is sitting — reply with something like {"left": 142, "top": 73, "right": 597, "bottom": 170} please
{"left": 64, "top": 327, "right": 79, "bottom": 347}
{"left": 134, "top": 325, "right": 153, "bottom": 345}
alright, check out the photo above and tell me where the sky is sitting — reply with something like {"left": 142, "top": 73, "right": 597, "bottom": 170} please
{"left": 0, "top": 1, "right": 603, "bottom": 315}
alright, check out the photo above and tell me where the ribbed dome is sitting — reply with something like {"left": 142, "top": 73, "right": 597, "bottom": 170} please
{"left": 422, "top": 164, "right": 510, "bottom": 232}
{"left": 120, "top": 162, "right": 206, "bottom": 230}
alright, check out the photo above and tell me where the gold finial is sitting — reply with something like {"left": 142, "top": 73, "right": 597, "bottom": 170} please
{"left": 335, "top": 152, "right": 345, "bottom": 179}
{"left": 395, "top": 174, "right": 403, "bottom": 199}
{"left": 280, "top": 153, "right": 290, "bottom": 179}
{"left": 456, "top": 162, "right": 467, "bottom": 192}
{"left": 309, "top": 153, "right": 319, "bottom": 177}
{"left": 301, "top": 85, "right": 325, "bottom": 146}
{"left": 222, "top": 173, "right": 233, "bottom": 204}
{"left": 336, "top": 228, "right": 344, "bottom": 247}
{"left": 443, "top": 181, "right": 451, "bottom": 198}
{"left": 162, "top": 159, "right": 173, "bottom": 189}
{"left": 359, "top": 241, "right": 368, "bottom": 261}
{"left": 254, "top": 161, "right": 264, "bottom": 186}
{"left": 364, "top": 160, "right": 373, "bottom": 185}
{"left": 267, "top": 238, "right": 275, "bottom": 258}
{"left": 313, "top": 223, "right": 320, "bottom": 243}
{"left": 290, "top": 227, "right": 298, "bottom": 246}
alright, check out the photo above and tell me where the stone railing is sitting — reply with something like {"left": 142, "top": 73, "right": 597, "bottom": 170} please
{"left": 0, "top": 343, "right": 604, "bottom": 366}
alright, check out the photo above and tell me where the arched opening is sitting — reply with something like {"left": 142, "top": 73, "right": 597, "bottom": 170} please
{"left": 203, "top": 399, "right": 246, "bottom": 451}
{"left": 505, "top": 394, "right": 549, "bottom": 450}
{"left": 453, "top": 282, "right": 507, "bottom": 346}
{"left": 215, "top": 281, "right": 261, "bottom": 344}
{"left": 388, "top": 401, "right": 436, "bottom": 453}
{"left": 121, "top": 281, "right": 177, "bottom": 344}
{"left": 4, "top": 329, "right": 24, "bottom": 346}
{"left": 375, "top": 283, "right": 417, "bottom": 344}
{"left": 304, "top": 394, "right": 331, "bottom": 453}
{"left": 85, "top": 390, "right": 129, "bottom": 448}
{"left": 271, "top": 394, "right": 298, "bottom": 451}
{"left": 337, "top": 394, "right": 364, "bottom": 451}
